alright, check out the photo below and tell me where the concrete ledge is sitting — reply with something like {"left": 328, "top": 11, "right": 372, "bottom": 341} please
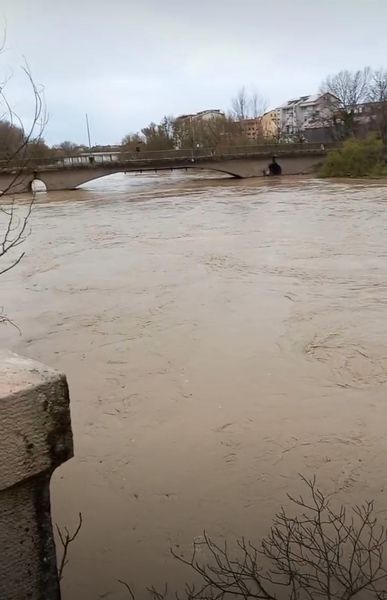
{"left": 0, "top": 350, "right": 73, "bottom": 599}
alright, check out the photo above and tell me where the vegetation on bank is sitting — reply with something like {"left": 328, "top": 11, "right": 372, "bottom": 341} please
{"left": 320, "top": 135, "right": 387, "bottom": 177}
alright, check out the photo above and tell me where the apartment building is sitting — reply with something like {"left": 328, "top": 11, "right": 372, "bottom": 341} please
{"left": 278, "top": 93, "right": 338, "bottom": 138}
{"left": 262, "top": 109, "right": 281, "bottom": 139}
{"left": 239, "top": 117, "right": 263, "bottom": 140}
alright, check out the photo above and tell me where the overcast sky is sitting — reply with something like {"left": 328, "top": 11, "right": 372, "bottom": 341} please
{"left": 2, "top": 0, "right": 386, "bottom": 146}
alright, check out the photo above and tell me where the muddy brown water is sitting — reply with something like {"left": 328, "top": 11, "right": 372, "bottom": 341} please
{"left": 2, "top": 172, "right": 387, "bottom": 599}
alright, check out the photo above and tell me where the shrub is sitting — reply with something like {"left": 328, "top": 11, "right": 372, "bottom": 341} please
{"left": 320, "top": 135, "right": 387, "bottom": 177}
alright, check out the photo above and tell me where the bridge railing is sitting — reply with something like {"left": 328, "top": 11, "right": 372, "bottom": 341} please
{"left": 113, "top": 142, "right": 340, "bottom": 162}
{"left": 0, "top": 141, "right": 341, "bottom": 171}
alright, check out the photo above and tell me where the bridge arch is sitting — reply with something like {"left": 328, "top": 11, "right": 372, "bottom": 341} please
{"left": 38, "top": 165, "right": 242, "bottom": 192}
{"left": 71, "top": 166, "right": 242, "bottom": 188}
{"left": 30, "top": 178, "right": 47, "bottom": 193}
{"left": 82, "top": 168, "right": 242, "bottom": 189}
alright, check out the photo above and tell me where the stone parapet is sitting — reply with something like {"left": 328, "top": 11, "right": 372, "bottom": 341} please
{"left": 0, "top": 350, "right": 73, "bottom": 600}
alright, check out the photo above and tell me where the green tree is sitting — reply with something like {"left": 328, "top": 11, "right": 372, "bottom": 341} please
{"left": 320, "top": 135, "right": 387, "bottom": 177}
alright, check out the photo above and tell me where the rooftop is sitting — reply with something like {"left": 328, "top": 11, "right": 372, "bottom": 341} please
{"left": 176, "top": 109, "right": 225, "bottom": 121}
{"left": 279, "top": 93, "right": 337, "bottom": 109}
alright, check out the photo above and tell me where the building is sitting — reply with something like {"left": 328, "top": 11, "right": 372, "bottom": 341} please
{"left": 278, "top": 96, "right": 304, "bottom": 136}
{"left": 175, "top": 109, "right": 225, "bottom": 124}
{"left": 278, "top": 93, "right": 338, "bottom": 140}
{"left": 239, "top": 117, "right": 263, "bottom": 141}
{"left": 173, "top": 109, "right": 226, "bottom": 149}
{"left": 350, "top": 101, "right": 386, "bottom": 132}
{"left": 328, "top": 100, "right": 387, "bottom": 140}
{"left": 262, "top": 109, "right": 281, "bottom": 139}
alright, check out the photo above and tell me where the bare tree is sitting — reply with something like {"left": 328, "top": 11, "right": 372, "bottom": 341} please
{"left": 369, "top": 69, "right": 387, "bottom": 103}
{"left": 231, "top": 86, "right": 250, "bottom": 120}
{"left": 368, "top": 69, "right": 387, "bottom": 141}
{"left": 121, "top": 133, "right": 144, "bottom": 150}
{"left": 231, "top": 86, "right": 268, "bottom": 138}
{"left": 320, "top": 68, "right": 371, "bottom": 138}
{"left": 322, "top": 68, "right": 371, "bottom": 109}
{"left": 0, "top": 66, "right": 46, "bottom": 193}
{"left": 121, "top": 476, "right": 387, "bottom": 599}
{"left": 53, "top": 140, "right": 80, "bottom": 155}
{"left": 250, "top": 90, "right": 268, "bottom": 119}
{"left": 0, "top": 121, "right": 24, "bottom": 157}
{"left": 0, "top": 33, "right": 46, "bottom": 329}
{"left": 141, "top": 118, "right": 174, "bottom": 151}
{"left": 0, "top": 197, "right": 33, "bottom": 276}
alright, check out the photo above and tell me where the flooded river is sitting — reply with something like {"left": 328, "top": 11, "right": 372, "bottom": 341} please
{"left": 2, "top": 172, "right": 387, "bottom": 599}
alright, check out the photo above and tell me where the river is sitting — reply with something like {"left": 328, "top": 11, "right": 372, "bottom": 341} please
{"left": 1, "top": 172, "right": 387, "bottom": 599}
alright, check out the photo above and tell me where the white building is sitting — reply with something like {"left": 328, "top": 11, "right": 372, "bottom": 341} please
{"left": 176, "top": 109, "right": 225, "bottom": 123}
{"left": 278, "top": 93, "right": 338, "bottom": 139}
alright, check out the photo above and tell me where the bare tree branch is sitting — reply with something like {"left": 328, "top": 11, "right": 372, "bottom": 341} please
{"left": 56, "top": 512, "right": 83, "bottom": 581}
{"left": 231, "top": 86, "right": 249, "bottom": 120}
{"left": 231, "top": 87, "right": 268, "bottom": 121}
{"left": 250, "top": 91, "right": 268, "bottom": 119}
{"left": 0, "top": 309, "right": 21, "bottom": 334}
{"left": 119, "top": 579, "right": 136, "bottom": 600}
{"left": 0, "top": 35, "right": 46, "bottom": 333}
{"left": 136, "top": 476, "right": 387, "bottom": 599}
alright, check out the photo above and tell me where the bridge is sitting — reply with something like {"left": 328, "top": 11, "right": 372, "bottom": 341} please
{"left": 0, "top": 143, "right": 336, "bottom": 194}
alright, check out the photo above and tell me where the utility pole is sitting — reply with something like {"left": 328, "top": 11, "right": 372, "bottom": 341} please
{"left": 85, "top": 113, "right": 92, "bottom": 150}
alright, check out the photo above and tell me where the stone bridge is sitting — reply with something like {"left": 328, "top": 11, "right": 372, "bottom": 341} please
{"left": 0, "top": 144, "right": 334, "bottom": 193}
